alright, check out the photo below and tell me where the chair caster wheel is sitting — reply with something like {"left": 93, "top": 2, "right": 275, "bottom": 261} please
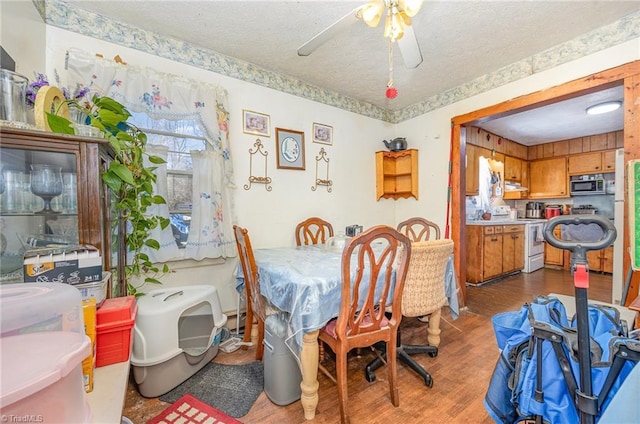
{"left": 365, "top": 368, "right": 377, "bottom": 383}
{"left": 424, "top": 375, "right": 433, "bottom": 388}
{"left": 428, "top": 351, "right": 438, "bottom": 358}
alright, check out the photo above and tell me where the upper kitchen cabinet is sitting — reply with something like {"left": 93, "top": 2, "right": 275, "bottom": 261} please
{"left": 528, "top": 157, "right": 568, "bottom": 198}
{"left": 376, "top": 149, "right": 418, "bottom": 200}
{"left": 0, "top": 127, "right": 123, "bottom": 295}
{"left": 504, "top": 156, "right": 523, "bottom": 182}
{"left": 568, "top": 151, "right": 611, "bottom": 175}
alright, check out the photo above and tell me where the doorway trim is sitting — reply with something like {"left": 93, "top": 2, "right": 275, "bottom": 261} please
{"left": 451, "top": 60, "right": 640, "bottom": 307}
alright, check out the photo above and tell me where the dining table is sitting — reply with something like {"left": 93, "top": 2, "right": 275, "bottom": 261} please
{"left": 236, "top": 243, "right": 459, "bottom": 420}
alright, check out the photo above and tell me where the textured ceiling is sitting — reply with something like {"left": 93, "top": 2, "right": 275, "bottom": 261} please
{"left": 61, "top": 0, "right": 639, "bottom": 143}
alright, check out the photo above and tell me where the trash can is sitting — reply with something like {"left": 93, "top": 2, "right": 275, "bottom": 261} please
{"left": 263, "top": 313, "right": 302, "bottom": 405}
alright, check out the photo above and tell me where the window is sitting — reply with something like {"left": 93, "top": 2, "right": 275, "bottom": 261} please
{"left": 129, "top": 112, "right": 207, "bottom": 248}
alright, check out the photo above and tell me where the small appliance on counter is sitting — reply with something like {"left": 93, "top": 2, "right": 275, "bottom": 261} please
{"left": 544, "top": 204, "right": 562, "bottom": 219}
{"left": 571, "top": 204, "right": 598, "bottom": 215}
{"left": 525, "top": 202, "right": 544, "bottom": 219}
{"left": 345, "top": 225, "right": 363, "bottom": 237}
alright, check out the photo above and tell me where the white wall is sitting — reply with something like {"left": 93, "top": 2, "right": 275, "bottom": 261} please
{"left": 1, "top": 1, "right": 46, "bottom": 77}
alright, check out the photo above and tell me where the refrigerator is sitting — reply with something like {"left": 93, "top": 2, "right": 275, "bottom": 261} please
{"left": 611, "top": 148, "right": 625, "bottom": 305}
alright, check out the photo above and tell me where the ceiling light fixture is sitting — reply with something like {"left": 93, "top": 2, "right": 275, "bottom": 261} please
{"left": 361, "top": 0, "right": 424, "bottom": 99}
{"left": 362, "top": 0, "right": 423, "bottom": 42}
{"left": 585, "top": 101, "right": 622, "bottom": 115}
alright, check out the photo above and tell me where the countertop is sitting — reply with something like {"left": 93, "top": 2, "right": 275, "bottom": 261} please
{"left": 466, "top": 218, "right": 546, "bottom": 226}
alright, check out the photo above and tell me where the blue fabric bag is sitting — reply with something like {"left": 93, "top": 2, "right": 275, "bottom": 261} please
{"left": 485, "top": 296, "right": 639, "bottom": 424}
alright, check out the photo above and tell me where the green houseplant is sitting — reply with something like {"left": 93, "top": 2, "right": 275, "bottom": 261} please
{"left": 46, "top": 95, "right": 170, "bottom": 296}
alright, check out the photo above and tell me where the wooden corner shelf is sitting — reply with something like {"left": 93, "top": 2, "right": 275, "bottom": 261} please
{"left": 375, "top": 149, "right": 418, "bottom": 200}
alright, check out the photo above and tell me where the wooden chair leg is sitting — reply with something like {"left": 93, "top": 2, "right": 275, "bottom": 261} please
{"left": 336, "top": 345, "right": 350, "bottom": 424}
{"left": 242, "top": 307, "right": 253, "bottom": 350}
{"left": 256, "top": 318, "right": 265, "bottom": 360}
{"left": 387, "top": 336, "right": 400, "bottom": 407}
{"left": 427, "top": 308, "right": 442, "bottom": 347}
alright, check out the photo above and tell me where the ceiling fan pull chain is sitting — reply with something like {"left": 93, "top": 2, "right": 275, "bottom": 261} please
{"left": 386, "top": 38, "right": 398, "bottom": 99}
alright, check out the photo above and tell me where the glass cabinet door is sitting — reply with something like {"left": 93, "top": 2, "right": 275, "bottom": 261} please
{"left": 0, "top": 147, "right": 78, "bottom": 282}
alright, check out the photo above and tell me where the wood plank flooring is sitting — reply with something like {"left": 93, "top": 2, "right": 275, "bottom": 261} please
{"left": 122, "top": 268, "right": 615, "bottom": 424}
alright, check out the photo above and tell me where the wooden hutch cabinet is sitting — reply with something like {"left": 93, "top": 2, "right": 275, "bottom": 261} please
{"left": 0, "top": 127, "right": 124, "bottom": 296}
{"left": 376, "top": 149, "right": 418, "bottom": 200}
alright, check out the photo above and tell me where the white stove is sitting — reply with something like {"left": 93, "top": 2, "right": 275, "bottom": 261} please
{"left": 522, "top": 220, "right": 545, "bottom": 273}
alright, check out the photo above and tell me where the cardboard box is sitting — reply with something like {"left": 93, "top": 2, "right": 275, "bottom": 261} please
{"left": 23, "top": 245, "right": 102, "bottom": 284}
{"left": 82, "top": 298, "right": 97, "bottom": 393}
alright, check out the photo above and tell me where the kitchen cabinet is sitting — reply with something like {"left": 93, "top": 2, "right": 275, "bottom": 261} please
{"left": 466, "top": 223, "right": 525, "bottom": 284}
{"left": 376, "top": 149, "right": 418, "bottom": 200}
{"left": 528, "top": 157, "right": 568, "bottom": 198}
{"left": 0, "top": 127, "right": 123, "bottom": 295}
{"left": 567, "top": 151, "right": 617, "bottom": 175}
{"left": 504, "top": 156, "right": 523, "bottom": 182}
{"left": 544, "top": 226, "right": 564, "bottom": 267}
{"left": 587, "top": 246, "right": 614, "bottom": 273}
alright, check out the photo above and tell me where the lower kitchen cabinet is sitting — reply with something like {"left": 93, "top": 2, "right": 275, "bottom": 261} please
{"left": 587, "top": 246, "right": 614, "bottom": 273}
{"left": 545, "top": 226, "right": 565, "bottom": 267}
{"left": 466, "top": 223, "right": 525, "bottom": 284}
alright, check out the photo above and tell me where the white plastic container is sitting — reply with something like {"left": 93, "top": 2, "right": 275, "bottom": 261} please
{"left": 0, "top": 282, "right": 85, "bottom": 337}
{"left": 0, "top": 282, "right": 91, "bottom": 422}
{"left": 131, "top": 285, "right": 227, "bottom": 397}
{"left": 75, "top": 271, "right": 110, "bottom": 307}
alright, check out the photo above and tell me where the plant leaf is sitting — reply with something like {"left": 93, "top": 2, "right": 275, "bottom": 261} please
{"left": 46, "top": 113, "right": 74, "bottom": 134}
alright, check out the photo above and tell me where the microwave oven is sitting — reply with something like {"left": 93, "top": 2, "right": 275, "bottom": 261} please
{"left": 570, "top": 178, "right": 606, "bottom": 195}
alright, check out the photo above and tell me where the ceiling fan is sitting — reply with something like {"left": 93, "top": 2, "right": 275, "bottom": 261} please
{"left": 297, "top": 0, "right": 424, "bottom": 69}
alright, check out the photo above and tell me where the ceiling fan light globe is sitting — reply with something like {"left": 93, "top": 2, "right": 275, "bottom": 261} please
{"left": 361, "top": 0, "right": 385, "bottom": 27}
{"left": 399, "top": 11, "right": 411, "bottom": 26}
{"left": 398, "top": 0, "right": 424, "bottom": 17}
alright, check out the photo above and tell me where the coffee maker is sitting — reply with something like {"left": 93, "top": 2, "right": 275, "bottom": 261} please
{"left": 525, "top": 202, "right": 544, "bottom": 219}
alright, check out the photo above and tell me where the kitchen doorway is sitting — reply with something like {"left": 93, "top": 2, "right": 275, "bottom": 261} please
{"left": 450, "top": 61, "right": 640, "bottom": 308}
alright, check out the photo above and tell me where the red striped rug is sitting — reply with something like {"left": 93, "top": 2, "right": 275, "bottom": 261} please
{"left": 147, "top": 394, "right": 243, "bottom": 424}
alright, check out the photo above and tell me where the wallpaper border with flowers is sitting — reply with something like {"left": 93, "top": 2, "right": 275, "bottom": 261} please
{"left": 36, "top": 0, "right": 640, "bottom": 124}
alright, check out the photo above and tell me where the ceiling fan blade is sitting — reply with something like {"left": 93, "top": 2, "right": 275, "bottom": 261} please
{"left": 397, "top": 24, "right": 423, "bottom": 68}
{"left": 297, "top": 7, "right": 363, "bottom": 57}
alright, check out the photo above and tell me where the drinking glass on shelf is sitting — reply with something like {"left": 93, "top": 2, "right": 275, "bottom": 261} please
{"left": 1, "top": 169, "right": 26, "bottom": 213}
{"left": 30, "top": 164, "right": 63, "bottom": 214}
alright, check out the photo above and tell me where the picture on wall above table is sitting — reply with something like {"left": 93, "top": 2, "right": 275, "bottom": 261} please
{"left": 242, "top": 110, "right": 270, "bottom": 137}
{"left": 275, "top": 127, "right": 305, "bottom": 170}
{"left": 312, "top": 122, "right": 333, "bottom": 145}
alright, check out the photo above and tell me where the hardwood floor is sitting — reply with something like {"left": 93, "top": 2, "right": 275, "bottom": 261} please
{"left": 122, "top": 268, "right": 614, "bottom": 424}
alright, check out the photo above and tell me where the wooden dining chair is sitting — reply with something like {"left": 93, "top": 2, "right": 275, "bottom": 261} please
{"left": 364, "top": 238, "right": 454, "bottom": 387}
{"left": 233, "top": 225, "right": 266, "bottom": 360}
{"left": 318, "top": 225, "right": 411, "bottom": 424}
{"left": 397, "top": 217, "right": 441, "bottom": 241}
{"left": 295, "top": 217, "right": 334, "bottom": 246}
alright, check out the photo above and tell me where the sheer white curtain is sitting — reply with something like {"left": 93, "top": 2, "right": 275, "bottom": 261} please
{"left": 142, "top": 144, "right": 181, "bottom": 262}
{"left": 185, "top": 150, "right": 237, "bottom": 260}
{"left": 66, "top": 48, "right": 236, "bottom": 261}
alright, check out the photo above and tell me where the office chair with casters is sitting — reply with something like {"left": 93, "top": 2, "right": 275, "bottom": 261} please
{"left": 318, "top": 225, "right": 411, "bottom": 424}
{"left": 365, "top": 238, "right": 454, "bottom": 387}
{"left": 233, "top": 225, "right": 266, "bottom": 360}
{"left": 397, "top": 217, "right": 441, "bottom": 241}
{"left": 295, "top": 216, "right": 334, "bottom": 246}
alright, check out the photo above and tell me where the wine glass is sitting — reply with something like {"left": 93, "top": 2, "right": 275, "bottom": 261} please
{"left": 30, "top": 164, "right": 63, "bottom": 214}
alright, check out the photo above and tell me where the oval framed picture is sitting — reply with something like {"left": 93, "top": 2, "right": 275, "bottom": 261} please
{"left": 275, "top": 128, "right": 305, "bottom": 170}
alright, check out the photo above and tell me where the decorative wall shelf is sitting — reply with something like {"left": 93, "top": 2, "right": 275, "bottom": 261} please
{"left": 311, "top": 148, "right": 332, "bottom": 192}
{"left": 375, "top": 149, "right": 418, "bottom": 200}
{"left": 244, "top": 139, "right": 272, "bottom": 191}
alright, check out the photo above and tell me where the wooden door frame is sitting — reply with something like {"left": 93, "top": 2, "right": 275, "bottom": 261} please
{"left": 451, "top": 60, "right": 640, "bottom": 307}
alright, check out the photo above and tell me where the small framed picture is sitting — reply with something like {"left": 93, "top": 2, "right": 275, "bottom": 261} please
{"left": 275, "top": 127, "right": 305, "bottom": 170}
{"left": 312, "top": 122, "right": 333, "bottom": 145}
{"left": 243, "top": 110, "right": 271, "bottom": 137}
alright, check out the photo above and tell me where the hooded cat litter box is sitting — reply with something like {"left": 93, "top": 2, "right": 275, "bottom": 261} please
{"left": 131, "top": 286, "right": 227, "bottom": 397}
